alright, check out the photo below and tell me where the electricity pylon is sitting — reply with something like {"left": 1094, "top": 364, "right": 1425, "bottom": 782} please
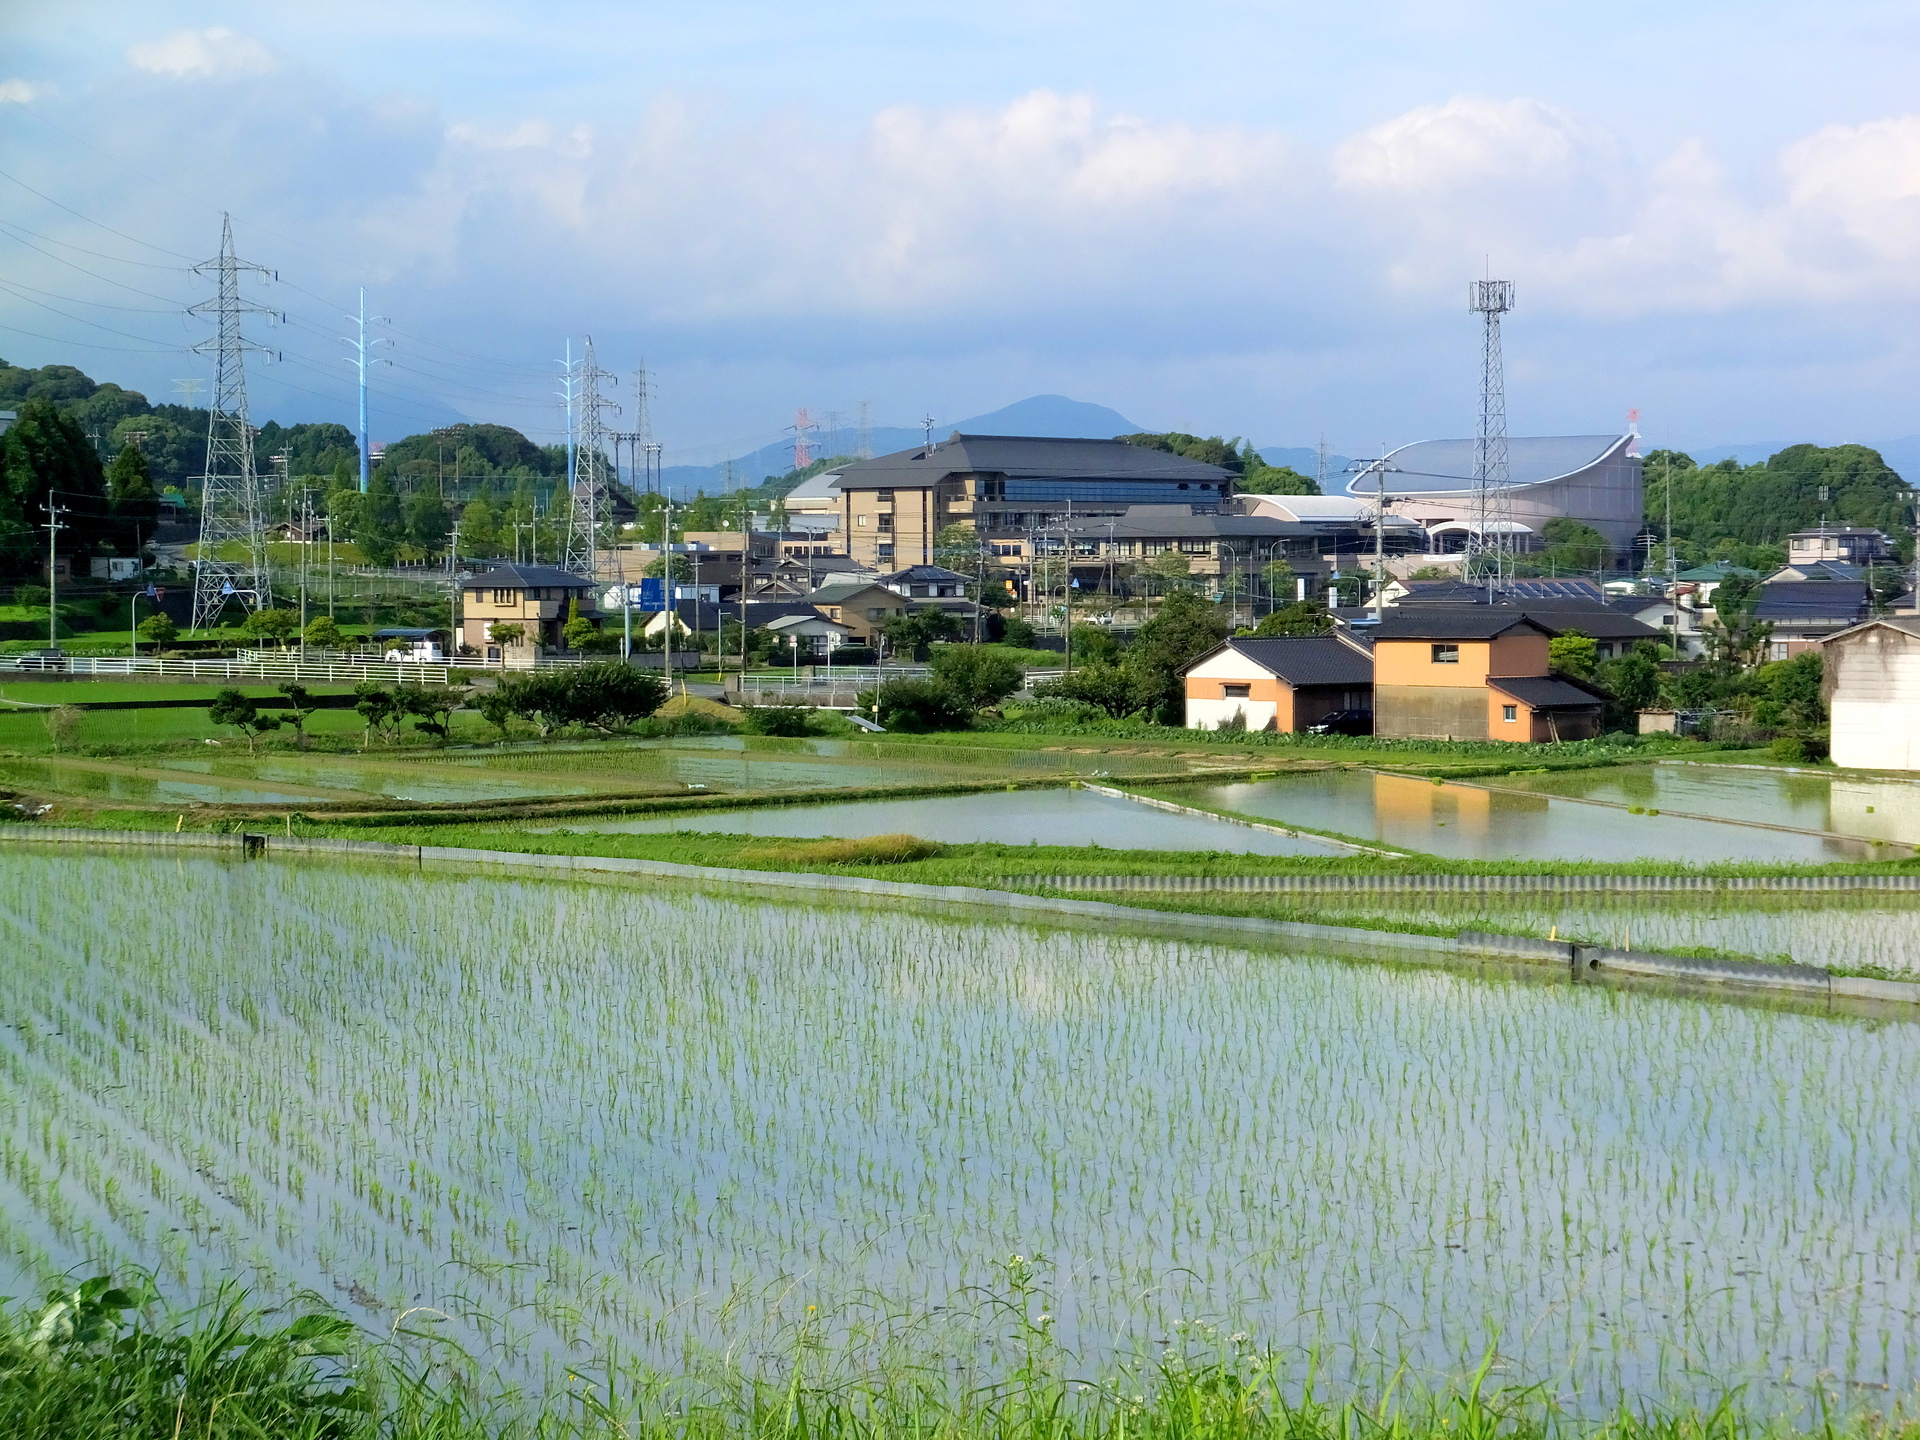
{"left": 189, "top": 214, "right": 279, "bottom": 630}
{"left": 563, "top": 336, "right": 620, "bottom": 578}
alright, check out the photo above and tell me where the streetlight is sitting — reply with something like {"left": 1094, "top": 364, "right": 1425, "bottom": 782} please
{"left": 129, "top": 584, "right": 158, "bottom": 658}
{"left": 788, "top": 632, "right": 799, "bottom": 682}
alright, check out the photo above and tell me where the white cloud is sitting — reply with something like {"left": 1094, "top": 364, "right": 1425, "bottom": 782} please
{"left": 0, "top": 79, "right": 49, "bottom": 104}
{"left": 1780, "top": 117, "right": 1920, "bottom": 261}
{"left": 127, "top": 28, "right": 277, "bottom": 81}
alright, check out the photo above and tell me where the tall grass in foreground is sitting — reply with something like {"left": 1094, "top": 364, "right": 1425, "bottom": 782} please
{"left": 4, "top": 1274, "right": 1915, "bottom": 1440}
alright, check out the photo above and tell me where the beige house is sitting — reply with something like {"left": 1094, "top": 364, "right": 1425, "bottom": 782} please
{"left": 458, "top": 562, "right": 599, "bottom": 661}
{"left": 1821, "top": 616, "right": 1920, "bottom": 771}
{"left": 806, "top": 582, "right": 912, "bottom": 643}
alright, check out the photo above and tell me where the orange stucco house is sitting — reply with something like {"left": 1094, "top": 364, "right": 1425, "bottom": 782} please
{"left": 1367, "top": 611, "right": 1605, "bottom": 742}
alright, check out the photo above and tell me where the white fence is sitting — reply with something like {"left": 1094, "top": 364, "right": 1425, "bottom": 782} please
{"left": 0, "top": 650, "right": 694, "bottom": 685}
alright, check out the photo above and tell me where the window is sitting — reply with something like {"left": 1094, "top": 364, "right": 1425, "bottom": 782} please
{"left": 857, "top": 515, "right": 869, "bottom": 527}
{"left": 876, "top": 488, "right": 894, "bottom": 501}
{"left": 1179, "top": 538, "right": 1211, "bottom": 554}
{"left": 877, "top": 544, "right": 895, "bottom": 558}
{"left": 491, "top": 588, "right": 517, "bottom": 604}
{"left": 878, "top": 515, "right": 893, "bottom": 531}
{"left": 1222, "top": 683, "right": 1251, "bottom": 699}
{"left": 1502, "top": 704, "right": 1517, "bottom": 722}
{"left": 1431, "top": 643, "right": 1460, "bottom": 664}
{"left": 978, "top": 477, "right": 1005, "bottom": 501}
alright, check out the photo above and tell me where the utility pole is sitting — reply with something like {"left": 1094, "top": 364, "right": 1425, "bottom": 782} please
{"left": 447, "top": 521, "right": 461, "bottom": 654}
{"left": 1346, "top": 454, "right": 1403, "bottom": 621}
{"left": 661, "top": 491, "right": 674, "bottom": 699}
{"left": 188, "top": 214, "right": 277, "bottom": 632}
{"left": 43, "top": 503, "right": 66, "bottom": 652}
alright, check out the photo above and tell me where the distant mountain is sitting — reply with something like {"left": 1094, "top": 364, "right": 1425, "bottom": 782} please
{"left": 658, "top": 394, "right": 1140, "bottom": 497}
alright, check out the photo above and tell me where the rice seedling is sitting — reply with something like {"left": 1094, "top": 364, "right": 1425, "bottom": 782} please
{"left": 0, "top": 847, "right": 1916, "bottom": 1419}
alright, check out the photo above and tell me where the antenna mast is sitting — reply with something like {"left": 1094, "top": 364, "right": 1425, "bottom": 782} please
{"left": 1467, "top": 277, "right": 1515, "bottom": 598}
{"left": 563, "top": 336, "right": 619, "bottom": 578}
{"left": 189, "top": 214, "right": 278, "bottom": 631}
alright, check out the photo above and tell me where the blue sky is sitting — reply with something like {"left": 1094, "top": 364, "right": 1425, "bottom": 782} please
{"left": 5, "top": 1, "right": 1920, "bottom": 464}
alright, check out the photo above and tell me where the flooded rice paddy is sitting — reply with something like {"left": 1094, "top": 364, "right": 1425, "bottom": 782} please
{"left": 2, "top": 848, "right": 1916, "bottom": 1406}
{"left": 1494, "top": 763, "right": 1920, "bottom": 846}
{"left": 1157, "top": 770, "right": 1887, "bottom": 863}
{"left": 541, "top": 786, "right": 1342, "bottom": 854}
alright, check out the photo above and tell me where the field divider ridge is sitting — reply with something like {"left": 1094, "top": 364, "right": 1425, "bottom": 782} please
{"left": 1032, "top": 871, "right": 1920, "bottom": 893}
{"left": 4, "top": 824, "right": 1917, "bottom": 1008}
{"left": 1078, "top": 782, "right": 1407, "bottom": 856}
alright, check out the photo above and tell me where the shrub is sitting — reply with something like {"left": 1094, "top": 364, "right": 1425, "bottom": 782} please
{"left": 41, "top": 705, "right": 83, "bottom": 753}
{"left": 928, "top": 644, "right": 1025, "bottom": 710}
{"left": 742, "top": 704, "right": 812, "bottom": 737}
{"left": 1768, "top": 736, "right": 1809, "bottom": 763}
{"left": 136, "top": 613, "right": 177, "bottom": 646}
{"left": 873, "top": 677, "right": 974, "bottom": 732}
{"left": 15, "top": 584, "right": 50, "bottom": 607}
{"left": 301, "top": 616, "right": 344, "bottom": 649}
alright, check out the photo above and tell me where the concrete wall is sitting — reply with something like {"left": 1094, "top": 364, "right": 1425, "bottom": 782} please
{"left": 1824, "top": 625, "right": 1920, "bottom": 771}
{"left": 1376, "top": 683, "right": 1488, "bottom": 739}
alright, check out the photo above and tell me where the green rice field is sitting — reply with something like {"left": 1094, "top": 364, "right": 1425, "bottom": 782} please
{"left": 2, "top": 846, "right": 1917, "bottom": 1412}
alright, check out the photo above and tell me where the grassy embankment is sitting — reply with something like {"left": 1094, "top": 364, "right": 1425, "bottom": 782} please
{"left": 2, "top": 1277, "right": 1907, "bottom": 1440}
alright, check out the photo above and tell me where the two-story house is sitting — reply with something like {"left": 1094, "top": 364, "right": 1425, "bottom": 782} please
{"left": 458, "top": 562, "right": 600, "bottom": 661}
{"left": 1367, "top": 611, "right": 1605, "bottom": 742}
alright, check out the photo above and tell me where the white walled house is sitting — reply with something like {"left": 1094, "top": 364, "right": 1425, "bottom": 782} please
{"left": 1821, "top": 617, "right": 1920, "bottom": 771}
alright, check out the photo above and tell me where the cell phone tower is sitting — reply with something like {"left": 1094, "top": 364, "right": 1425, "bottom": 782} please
{"left": 1466, "top": 277, "right": 1515, "bottom": 598}
{"left": 563, "top": 336, "right": 620, "bottom": 578}
{"left": 855, "top": 400, "right": 873, "bottom": 459}
{"left": 188, "top": 214, "right": 280, "bottom": 630}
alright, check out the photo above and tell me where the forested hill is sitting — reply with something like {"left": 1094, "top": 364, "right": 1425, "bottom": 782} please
{"left": 1643, "top": 444, "right": 1915, "bottom": 561}
{"left": 0, "top": 358, "right": 567, "bottom": 495}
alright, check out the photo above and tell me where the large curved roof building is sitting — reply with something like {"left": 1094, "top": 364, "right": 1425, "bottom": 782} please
{"left": 1343, "top": 434, "right": 1643, "bottom": 551}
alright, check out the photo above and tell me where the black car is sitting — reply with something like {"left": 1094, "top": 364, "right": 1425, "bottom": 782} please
{"left": 1306, "top": 708, "right": 1372, "bottom": 736}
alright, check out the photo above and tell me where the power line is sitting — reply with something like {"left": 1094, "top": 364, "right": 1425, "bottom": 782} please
{"left": 0, "top": 164, "right": 199, "bottom": 260}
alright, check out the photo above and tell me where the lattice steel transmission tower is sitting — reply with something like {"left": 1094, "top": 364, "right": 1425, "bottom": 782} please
{"left": 855, "top": 400, "right": 872, "bottom": 459}
{"left": 788, "top": 408, "right": 816, "bottom": 470}
{"left": 632, "top": 361, "right": 655, "bottom": 493}
{"left": 563, "top": 336, "right": 620, "bottom": 578}
{"left": 189, "top": 214, "right": 279, "bottom": 630}
{"left": 1466, "top": 277, "right": 1515, "bottom": 596}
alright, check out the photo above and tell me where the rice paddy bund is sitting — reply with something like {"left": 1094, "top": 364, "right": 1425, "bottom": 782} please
{"left": 2, "top": 850, "right": 1918, "bottom": 1412}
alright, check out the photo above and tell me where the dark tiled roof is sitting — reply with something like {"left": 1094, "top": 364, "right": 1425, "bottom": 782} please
{"left": 461, "top": 563, "right": 593, "bottom": 589}
{"left": 830, "top": 434, "right": 1234, "bottom": 489}
{"left": 1400, "top": 577, "right": 1605, "bottom": 603}
{"left": 1368, "top": 612, "right": 1549, "bottom": 641}
{"left": 1504, "top": 603, "right": 1665, "bottom": 641}
{"left": 1213, "top": 636, "right": 1374, "bottom": 686}
{"left": 880, "top": 564, "right": 969, "bottom": 584}
{"left": 1488, "top": 675, "right": 1606, "bottom": 709}
{"left": 1753, "top": 582, "right": 1870, "bottom": 623}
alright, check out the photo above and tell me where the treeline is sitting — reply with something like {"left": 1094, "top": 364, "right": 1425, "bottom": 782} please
{"left": 1642, "top": 444, "right": 1914, "bottom": 567}
{"left": 1119, "top": 432, "right": 1320, "bottom": 495}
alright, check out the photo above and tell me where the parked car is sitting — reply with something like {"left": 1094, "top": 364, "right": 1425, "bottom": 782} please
{"left": 1306, "top": 708, "right": 1372, "bottom": 736}
{"left": 13, "top": 649, "right": 68, "bottom": 672}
